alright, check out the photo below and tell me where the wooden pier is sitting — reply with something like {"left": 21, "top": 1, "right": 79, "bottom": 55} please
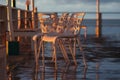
{"left": 0, "top": 45, "right": 7, "bottom": 80}
{"left": 0, "top": 2, "right": 39, "bottom": 53}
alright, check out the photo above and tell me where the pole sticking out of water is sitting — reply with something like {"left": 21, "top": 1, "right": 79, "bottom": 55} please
{"left": 96, "top": 0, "right": 102, "bottom": 38}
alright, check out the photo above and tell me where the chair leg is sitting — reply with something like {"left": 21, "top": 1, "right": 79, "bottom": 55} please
{"left": 59, "top": 40, "right": 70, "bottom": 63}
{"left": 34, "top": 40, "right": 38, "bottom": 66}
{"left": 77, "top": 37, "right": 87, "bottom": 67}
{"left": 42, "top": 42, "right": 45, "bottom": 71}
{"left": 68, "top": 39, "right": 77, "bottom": 65}
{"left": 73, "top": 38, "right": 76, "bottom": 57}
{"left": 37, "top": 40, "right": 45, "bottom": 70}
{"left": 73, "top": 38, "right": 77, "bottom": 65}
{"left": 52, "top": 43, "right": 55, "bottom": 62}
{"left": 53, "top": 43, "right": 57, "bottom": 70}
{"left": 68, "top": 39, "right": 73, "bottom": 55}
{"left": 38, "top": 40, "right": 43, "bottom": 58}
{"left": 84, "top": 28, "right": 87, "bottom": 39}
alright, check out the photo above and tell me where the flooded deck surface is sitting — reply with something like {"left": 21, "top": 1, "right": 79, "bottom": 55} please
{"left": 7, "top": 33, "right": 120, "bottom": 80}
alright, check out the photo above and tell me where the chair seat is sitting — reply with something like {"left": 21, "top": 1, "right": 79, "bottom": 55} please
{"left": 42, "top": 35, "right": 58, "bottom": 43}
{"left": 57, "top": 31, "right": 77, "bottom": 38}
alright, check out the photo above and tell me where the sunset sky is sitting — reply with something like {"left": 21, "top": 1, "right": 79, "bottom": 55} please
{"left": 15, "top": 0, "right": 120, "bottom": 12}
{"left": 37, "top": 0, "right": 120, "bottom": 12}
{"left": 1, "top": 0, "right": 120, "bottom": 12}
{"left": 19, "top": 0, "right": 120, "bottom": 19}
{"left": 1, "top": 0, "right": 120, "bottom": 19}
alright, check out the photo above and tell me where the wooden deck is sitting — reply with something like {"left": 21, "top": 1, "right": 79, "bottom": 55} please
{"left": 0, "top": 45, "right": 8, "bottom": 80}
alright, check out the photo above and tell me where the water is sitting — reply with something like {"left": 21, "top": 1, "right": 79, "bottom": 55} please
{"left": 82, "top": 19, "right": 120, "bottom": 35}
{"left": 8, "top": 19, "right": 120, "bottom": 80}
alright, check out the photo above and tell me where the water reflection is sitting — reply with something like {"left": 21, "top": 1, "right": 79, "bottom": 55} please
{"left": 6, "top": 31, "right": 120, "bottom": 80}
{"left": 95, "top": 62, "right": 100, "bottom": 80}
{"left": 32, "top": 63, "right": 90, "bottom": 80}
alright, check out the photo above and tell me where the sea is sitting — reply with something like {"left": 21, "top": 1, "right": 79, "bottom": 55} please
{"left": 82, "top": 19, "right": 120, "bottom": 35}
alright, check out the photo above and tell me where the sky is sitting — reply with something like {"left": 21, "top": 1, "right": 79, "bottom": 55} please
{"left": 1, "top": 0, "right": 120, "bottom": 12}
{"left": 0, "top": 0, "right": 120, "bottom": 19}
{"left": 35, "top": 0, "right": 120, "bottom": 12}
{"left": 14, "top": 0, "right": 120, "bottom": 12}
{"left": 19, "top": 0, "right": 120, "bottom": 19}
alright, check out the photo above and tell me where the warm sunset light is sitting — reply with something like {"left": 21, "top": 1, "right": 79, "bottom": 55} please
{"left": 0, "top": 0, "right": 120, "bottom": 80}
{"left": 26, "top": 0, "right": 31, "bottom": 5}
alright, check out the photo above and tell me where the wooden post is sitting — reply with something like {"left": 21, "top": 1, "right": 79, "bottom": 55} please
{"left": 17, "top": 10, "right": 20, "bottom": 41}
{"left": 96, "top": 0, "right": 102, "bottom": 38}
{"left": 34, "top": 7, "right": 38, "bottom": 28}
{"left": 0, "top": 45, "right": 8, "bottom": 80}
{"left": 26, "top": 0, "right": 30, "bottom": 10}
{"left": 25, "top": 0, "right": 31, "bottom": 29}
{"left": 26, "top": 5, "right": 30, "bottom": 10}
{"left": 11, "top": 0, "right": 16, "bottom": 7}
{"left": 25, "top": 11, "right": 27, "bottom": 29}
{"left": 7, "top": 0, "right": 15, "bottom": 41}
{"left": 32, "top": 0, "right": 35, "bottom": 11}
{"left": 32, "top": 0, "right": 35, "bottom": 29}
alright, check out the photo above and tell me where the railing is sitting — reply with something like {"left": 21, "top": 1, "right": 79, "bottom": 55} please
{"left": 0, "top": 5, "right": 7, "bottom": 45}
{"left": 0, "top": 45, "right": 7, "bottom": 80}
{"left": 0, "top": 4, "right": 38, "bottom": 46}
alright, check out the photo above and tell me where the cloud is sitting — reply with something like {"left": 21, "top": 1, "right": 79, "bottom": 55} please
{"left": 16, "top": 0, "right": 26, "bottom": 9}
{"left": 34, "top": 0, "right": 120, "bottom": 12}
{"left": 35, "top": 0, "right": 96, "bottom": 12}
{"left": 101, "top": 2, "right": 120, "bottom": 12}
{"left": 100, "top": 0, "right": 120, "bottom": 4}
{"left": 52, "top": 0, "right": 120, "bottom": 5}
{"left": 14, "top": 0, "right": 120, "bottom": 12}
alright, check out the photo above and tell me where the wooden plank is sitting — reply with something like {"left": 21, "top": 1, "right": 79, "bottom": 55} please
{"left": 7, "top": 0, "right": 15, "bottom": 41}
{"left": 0, "top": 45, "right": 8, "bottom": 80}
{"left": 14, "top": 31, "right": 38, "bottom": 37}
{"left": 0, "top": 20, "right": 4, "bottom": 22}
{"left": 14, "top": 28, "right": 40, "bottom": 37}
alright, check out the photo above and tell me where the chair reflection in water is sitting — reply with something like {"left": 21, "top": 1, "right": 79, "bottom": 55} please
{"left": 33, "top": 12, "right": 87, "bottom": 71}
{"left": 33, "top": 61, "right": 88, "bottom": 80}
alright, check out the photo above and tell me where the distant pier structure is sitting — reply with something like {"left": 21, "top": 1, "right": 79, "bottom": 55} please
{"left": 96, "top": 0, "right": 102, "bottom": 38}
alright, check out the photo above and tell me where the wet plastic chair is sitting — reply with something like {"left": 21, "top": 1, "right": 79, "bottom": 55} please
{"left": 33, "top": 12, "right": 87, "bottom": 70}
{"left": 59, "top": 12, "right": 87, "bottom": 67}
{"left": 37, "top": 13, "right": 70, "bottom": 70}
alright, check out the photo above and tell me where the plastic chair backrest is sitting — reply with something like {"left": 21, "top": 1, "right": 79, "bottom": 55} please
{"left": 66, "top": 12, "right": 85, "bottom": 35}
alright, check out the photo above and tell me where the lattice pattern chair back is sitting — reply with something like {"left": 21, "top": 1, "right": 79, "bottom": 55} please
{"left": 58, "top": 13, "right": 69, "bottom": 24}
{"left": 73, "top": 12, "right": 85, "bottom": 35}
{"left": 56, "top": 13, "right": 69, "bottom": 33}
{"left": 56, "top": 12, "right": 69, "bottom": 33}
{"left": 39, "top": 14, "right": 51, "bottom": 33}
{"left": 50, "top": 13, "right": 58, "bottom": 26}
{"left": 66, "top": 12, "right": 85, "bottom": 36}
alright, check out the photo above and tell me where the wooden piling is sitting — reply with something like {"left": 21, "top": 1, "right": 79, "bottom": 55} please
{"left": 96, "top": 0, "right": 102, "bottom": 38}
{"left": 32, "top": 0, "right": 35, "bottom": 29}
{"left": 7, "top": 0, "right": 15, "bottom": 41}
{"left": 11, "top": 0, "right": 16, "bottom": 7}
{"left": 26, "top": 0, "right": 30, "bottom": 10}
